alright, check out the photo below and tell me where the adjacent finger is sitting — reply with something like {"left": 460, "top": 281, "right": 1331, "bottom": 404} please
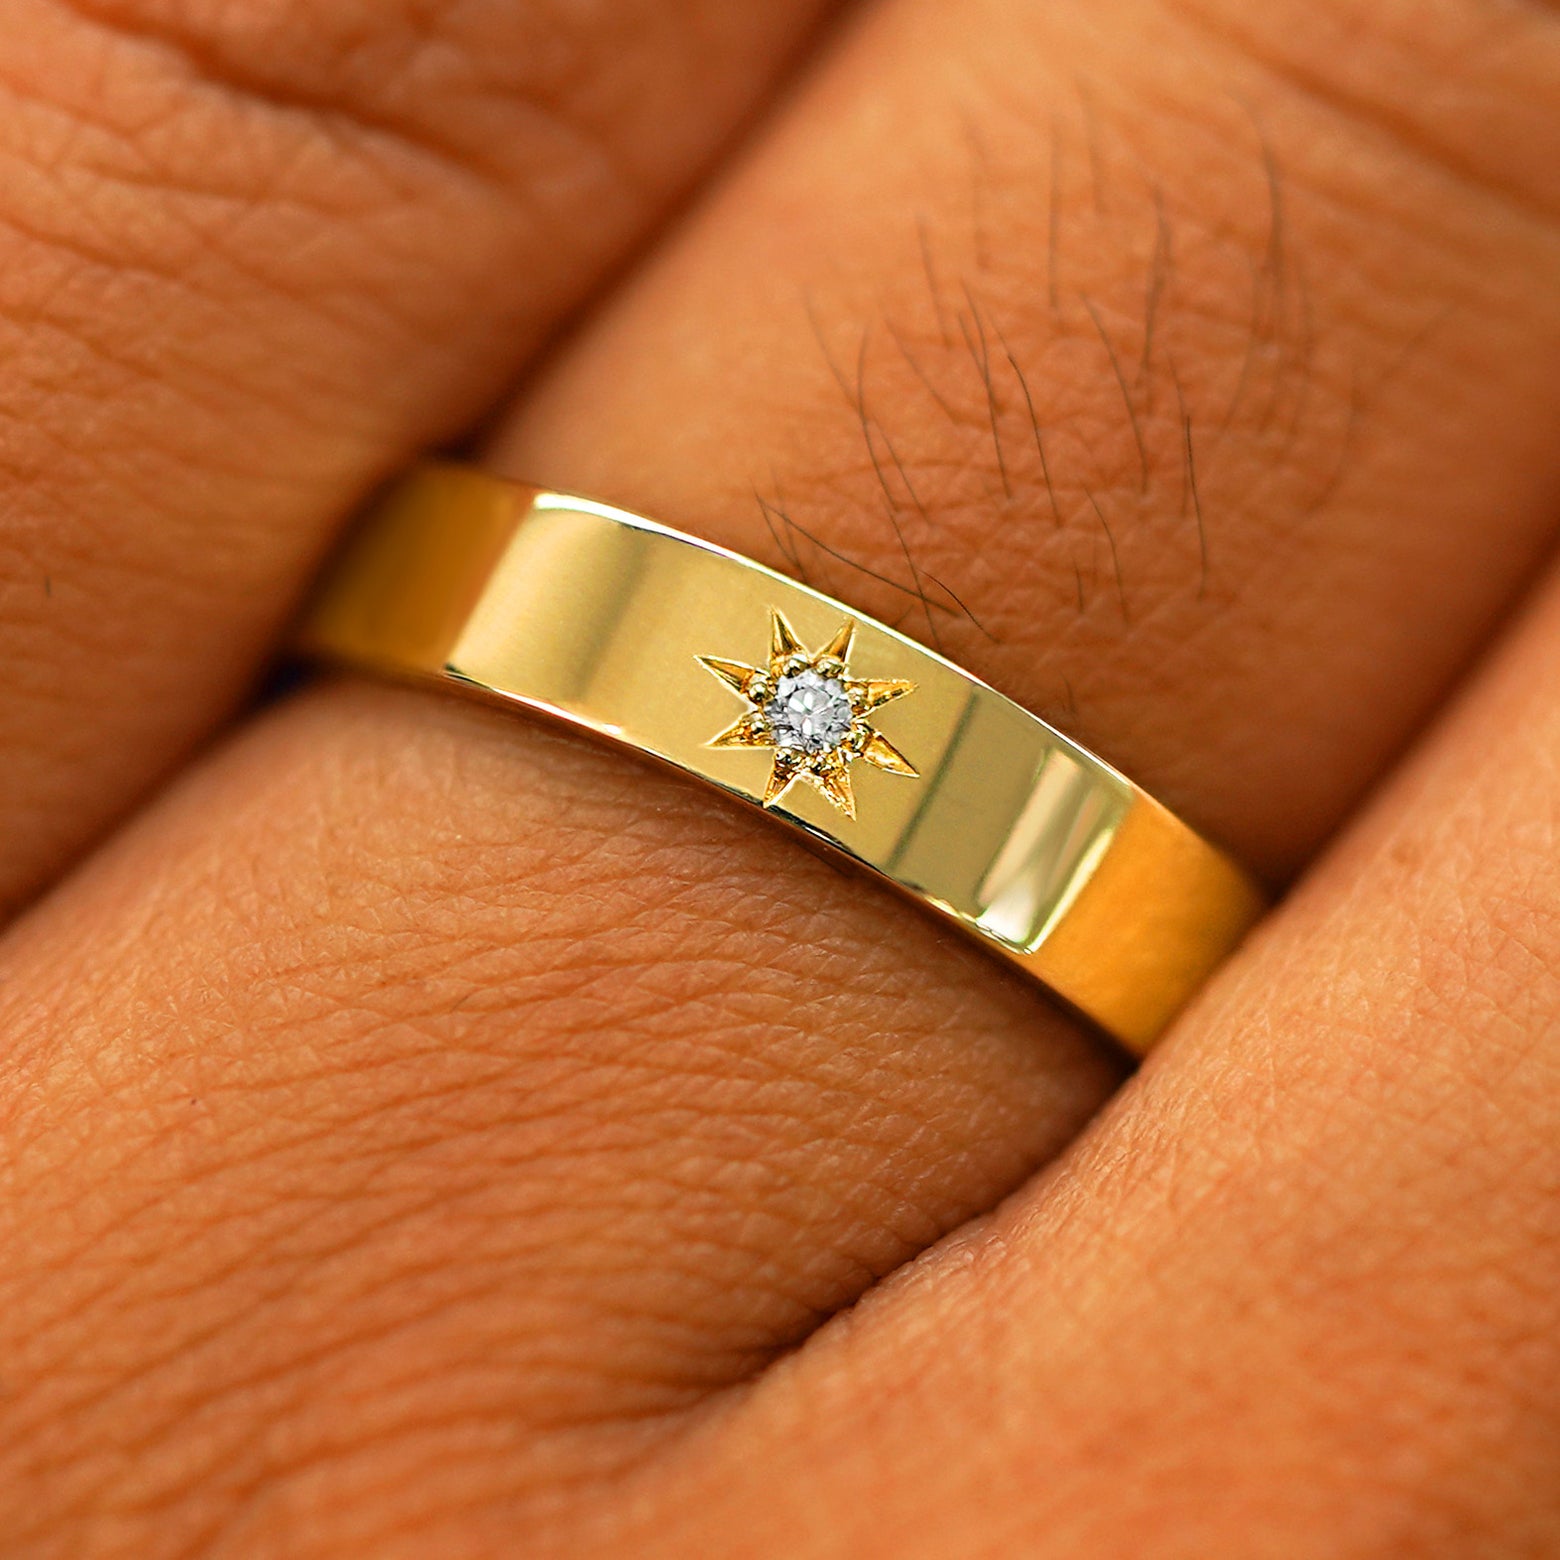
{"left": 0, "top": 681, "right": 1120, "bottom": 1557}
{"left": 612, "top": 535, "right": 1560, "bottom": 1560}
{"left": 0, "top": 0, "right": 838, "bottom": 913}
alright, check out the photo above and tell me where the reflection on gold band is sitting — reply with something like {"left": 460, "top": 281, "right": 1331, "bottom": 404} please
{"left": 300, "top": 465, "right": 1265, "bottom": 1055}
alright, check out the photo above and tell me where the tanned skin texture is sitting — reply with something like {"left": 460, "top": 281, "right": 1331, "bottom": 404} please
{"left": 1, "top": 0, "right": 1559, "bottom": 1555}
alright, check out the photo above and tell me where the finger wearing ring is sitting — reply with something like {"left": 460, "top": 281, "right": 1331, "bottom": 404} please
{"left": 303, "top": 465, "right": 1267, "bottom": 1054}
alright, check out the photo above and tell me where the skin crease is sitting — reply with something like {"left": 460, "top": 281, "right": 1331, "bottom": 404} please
{"left": 0, "top": 0, "right": 1554, "bottom": 1557}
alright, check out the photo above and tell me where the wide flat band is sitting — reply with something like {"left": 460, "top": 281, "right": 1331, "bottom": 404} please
{"left": 300, "top": 465, "right": 1266, "bottom": 1055}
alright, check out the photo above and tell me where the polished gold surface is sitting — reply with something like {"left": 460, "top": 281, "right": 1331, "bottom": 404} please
{"left": 301, "top": 465, "right": 1266, "bottom": 1054}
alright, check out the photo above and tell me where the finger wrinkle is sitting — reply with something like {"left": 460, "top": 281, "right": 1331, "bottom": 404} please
{"left": 38, "top": 0, "right": 636, "bottom": 201}
{"left": 1161, "top": 0, "right": 1560, "bottom": 227}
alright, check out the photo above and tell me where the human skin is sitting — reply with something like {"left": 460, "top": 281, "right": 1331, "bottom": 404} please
{"left": 0, "top": 0, "right": 1558, "bottom": 1556}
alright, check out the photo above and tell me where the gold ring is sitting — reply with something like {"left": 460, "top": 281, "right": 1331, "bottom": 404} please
{"left": 300, "top": 465, "right": 1265, "bottom": 1055}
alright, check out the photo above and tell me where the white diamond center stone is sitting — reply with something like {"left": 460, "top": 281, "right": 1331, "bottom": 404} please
{"left": 767, "top": 670, "right": 853, "bottom": 754}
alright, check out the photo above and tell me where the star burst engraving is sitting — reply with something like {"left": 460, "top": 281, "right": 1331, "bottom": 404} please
{"left": 697, "top": 609, "right": 918, "bottom": 821}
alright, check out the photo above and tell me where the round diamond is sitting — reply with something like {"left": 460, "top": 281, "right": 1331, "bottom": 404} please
{"left": 767, "top": 669, "right": 853, "bottom": 754}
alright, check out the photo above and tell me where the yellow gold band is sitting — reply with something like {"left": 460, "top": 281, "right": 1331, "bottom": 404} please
{"left": 301, "top": 465, "right": 1265, "bottom": 1054}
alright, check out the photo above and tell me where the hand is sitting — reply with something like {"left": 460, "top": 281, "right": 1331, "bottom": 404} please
{"left": 2, "top": 1, "right": 1558, "bottom": 1554}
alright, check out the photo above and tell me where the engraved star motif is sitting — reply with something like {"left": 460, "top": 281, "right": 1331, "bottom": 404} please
{"left": 697, "top": 609, "right": 918, "bottom": 821}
